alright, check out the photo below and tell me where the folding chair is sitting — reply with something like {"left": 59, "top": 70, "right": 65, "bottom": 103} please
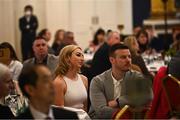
{"left": 162, "top": 74, "right": 180, "bottom": 117}
{"left": 112, "top": 105, "right": 131, "bottom": 119}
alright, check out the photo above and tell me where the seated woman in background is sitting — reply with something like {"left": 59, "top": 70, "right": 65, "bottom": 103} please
{"left": 52, "top": 29, "right": 65, "bottom": 55}
{"left": 38, "top": 28, "right": 55, "bottom": 54}
{"left": 85, "top": 28, "right": 105, "bottom": 54}
{"left": 53, "top": 45, "right": 88, "bottom": 111}
{"left": 124, "top": 36, "right": 153, "bottom": 80}
{"left": 136, "top": 29, "right": 150, "bottom": 54}
{"left": 0, "top": 42, "right": 26, "bottom": 116}
{"left": 0, "top": 42, "right": 23, "bottom": 81}
{"left": 56, "top": 31, "right": 77, "bottom": 53}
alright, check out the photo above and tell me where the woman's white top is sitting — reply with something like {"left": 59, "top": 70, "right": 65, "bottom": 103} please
{"left": 63, "top": 74, "right": 87, "bottom": 109}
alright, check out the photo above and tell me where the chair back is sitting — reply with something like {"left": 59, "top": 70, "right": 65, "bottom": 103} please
{"left": 162, "top": 74, "right": 180, "bottom": 116}
{"left": 112, "top": 105, "right": 131, "bottom": 119}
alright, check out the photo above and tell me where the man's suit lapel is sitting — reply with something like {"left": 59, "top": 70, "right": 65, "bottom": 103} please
{"left": 104, "top": 69, "right": 114, "bottom": 100}
{"left": 47, "top": 54, "right": 50, "bottom": 66}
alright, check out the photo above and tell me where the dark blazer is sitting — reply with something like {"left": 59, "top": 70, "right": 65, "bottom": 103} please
{"left": 19, "top": 15, "right": 38, "bottom": 35}
{"left": 16, "top": 106, "right": 78, "bottom": 119}
{"left": 90, "top": 42, "right": 111, "bottom": 79}
{"left": 19, "top": 15, "right": 38, "bottom": 60}
{"left": 0, "top": 104, "right": 14, "bottom": 119}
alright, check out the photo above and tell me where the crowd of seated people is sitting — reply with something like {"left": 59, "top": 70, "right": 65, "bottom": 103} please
{"left": 0, "top": 24, "right": 180, "bottom": 119}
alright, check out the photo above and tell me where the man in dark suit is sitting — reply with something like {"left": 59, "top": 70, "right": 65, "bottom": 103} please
{"left": 16, "top": 64, "right": 78, "bottom": 119}
{"left": 19, "top": 5, "right": 38, "bottom": 61}
{"left": 90, "top": 31, "right": 121, "bottom": 80}
{"left": 0, "top": 63, "right": 14, "bottom": 119}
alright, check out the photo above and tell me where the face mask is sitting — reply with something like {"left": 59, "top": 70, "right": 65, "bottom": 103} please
{"left": 25, "top": 11, "right": 32, "bottom": 16}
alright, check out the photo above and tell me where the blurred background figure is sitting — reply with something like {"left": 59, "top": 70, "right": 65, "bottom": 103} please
{"left": 23, "top": 37, "right": 58, "bottom": 74}
{"left": 136, "top": 29, "right": 150, "bottom": 54}
{"left": 64, "top": 31, "right": 77, "bottom": 45}
{"left": 145, "top": 26, "right": 162, "bottom": 52}
{"left": 52, "top": 29, "right": 65, "bottom": 56}
{"left": 0, "top": 63, "right": 14, "bottom": 119}
{"left": 85, "top": 28, "right": 105, "bottom": 54}
{"left": 0, "top": 42, "right": 23, "bottom": 81}
{"left": 38, "top": 28, "right": 55, "bottom": 55}
{"left": 89, "top": 31, "right": 121, "bottom": 80}
{"left": 124, "top": 36, "right": 153, "bottom": 80}
{"left": 55, "top": 31, "right": 77, "bottom": 53}
{"left": 168, "top": 33, "right": 180, "bottom": 79}
{"left": 168, "top": 28, "right": 180, "bottom": 55}
{"left": 53, "top": 45, "right": 88, "bottom": 111}
{"left": 133, "top": 26, "right": 142, "bottom": 36}
{"left": 19, "top": 5, "right": 38, "bottom": 61}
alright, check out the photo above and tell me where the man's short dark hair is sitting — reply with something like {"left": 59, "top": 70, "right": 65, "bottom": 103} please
{"left": 34, "top": 36, "right": 46, "bottom": 43}
{"left": 109, "top": 43, "right": 129, "bottom": 57}
{"left": 18, "top": 64, "right": 42, "bottom": 98}
{"left": 24, "top": 5, "right": 33, "bottom": 12}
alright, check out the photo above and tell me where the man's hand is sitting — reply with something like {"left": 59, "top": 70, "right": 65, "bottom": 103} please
{"left": 108, "top": 100, "right": 118, "bottom": 108}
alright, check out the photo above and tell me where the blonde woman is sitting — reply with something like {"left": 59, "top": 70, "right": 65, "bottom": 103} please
{"left": 53, "top": 45, "right": 88, "bottom": 111}
{"left": 124, "top": 36, "right": 153, "bottom": 80}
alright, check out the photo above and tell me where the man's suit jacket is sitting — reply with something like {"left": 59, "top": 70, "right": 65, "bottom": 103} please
{"left": 23, "top": 54, "right": 58, "bottom": 74}
{"left": 90, "top": 42, "right": 111, "bottom": 80}
{"left": 16, "top": 106, "right": 78, "bottom": 119}
{"left": 89, "top": 69, "right": 153, "bottom": 119}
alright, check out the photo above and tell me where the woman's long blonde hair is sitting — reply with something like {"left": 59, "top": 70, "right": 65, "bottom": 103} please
{"left": 124, "top": 36, "right": 139, "bottom": 55}
{"left": 55, "top": 45, "right": 81, "bottom": 77}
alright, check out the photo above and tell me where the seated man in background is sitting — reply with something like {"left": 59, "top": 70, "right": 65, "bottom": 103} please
{"left": 90, "top": 31, "right": 121, "bottom": 80}
{"left": 16, "top": 64, "right": 78, "bottom": 119}
{"left": 23, "top": 36, "right": 58, "bottom": 74}
{"left": 89, "top": 43, "right": 153, "bottom": 119}
{"left": 0, "top": 63, "right": 14, "bottom": 119}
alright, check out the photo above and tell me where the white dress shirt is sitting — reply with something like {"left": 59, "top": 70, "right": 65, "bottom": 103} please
{"left": 111, "top": 72, "right": 123, "bottom": 99}
{"left": 29, "top": 105, "right": 54, "bottom": 120}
